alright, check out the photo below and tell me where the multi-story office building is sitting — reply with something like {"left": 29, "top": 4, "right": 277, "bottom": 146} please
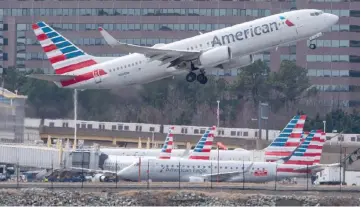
{"left": 0, "top": 0, "right": 359, "bottom": 112}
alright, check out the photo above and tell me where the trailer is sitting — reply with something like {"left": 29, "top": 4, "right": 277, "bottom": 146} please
{"left": 315, "top": 167, "right": 360, "bottom": 186}
{"left": 315, "top": 166, "right": 344, "bottom": 185}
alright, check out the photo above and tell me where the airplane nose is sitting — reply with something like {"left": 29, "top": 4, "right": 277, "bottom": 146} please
{"left": 324, "top": 13, "right": 339, "bottom": 25}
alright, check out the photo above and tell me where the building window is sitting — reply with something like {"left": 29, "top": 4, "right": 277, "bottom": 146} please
{"left": 149, "top": 127, "right": 155, "bottom": 132}
{"left": 49, "top": 122, "right": 55, "bottom": 127}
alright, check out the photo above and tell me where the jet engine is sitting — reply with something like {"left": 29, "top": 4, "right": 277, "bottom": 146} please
{"left": 199, "top": 46, "right": 232, "bottom": 68}
{"left": 93, "top": 173, "right": 107, "bottom": 182}
{"left": 218, "top": 54, "right": 254, "bottom": 69}
{"left": 189, "top": 176, "right": 206, "bottom": 182}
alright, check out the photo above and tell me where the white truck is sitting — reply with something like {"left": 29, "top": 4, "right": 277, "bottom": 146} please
{"left": 315, "top": 166, "right": 360, "bottom": 186}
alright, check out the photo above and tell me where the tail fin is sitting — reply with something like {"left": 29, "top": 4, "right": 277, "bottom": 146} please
{"left": 264, "top": 115, "right": 307, "bottom": 162}
{"left": 308, "top": 131, "right": 326, "bottom": 165}
{"left": 189, "top": 126, "right": 216, "bottom": 160}
{"left": 32, "top": 21, "right": 98, "bottom": 75}
{"left": 158, "top": 126, "right": 174, "bottom": 159}
{"left": 280, "top": 129, "right": 325, "bottom": 165}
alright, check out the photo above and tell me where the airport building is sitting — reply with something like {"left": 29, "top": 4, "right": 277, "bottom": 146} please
{"left": 0, "top": 87, "right": 27, "bottom": 143}
{"left": 0, "top": 0, "right": 359, "bottom": 112}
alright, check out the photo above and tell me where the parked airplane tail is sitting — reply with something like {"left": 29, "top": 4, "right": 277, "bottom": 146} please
{"left": 279, "top": 129, "right": 325, "bottom": 165}
{"left": 189, "top": 126, "right": 216, "bottom": 160}
{"left": 264, "top": 115, "right": 307, "bottom": 162}
{"left": 158, "top": 126, "right": 174, "bottom": 159}
{"left": 29, "top": 22, "right": 113, "bottom": 87}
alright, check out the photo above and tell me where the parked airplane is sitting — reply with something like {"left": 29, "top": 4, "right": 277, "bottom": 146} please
{"left": 80, "top": 126, "right": 216, "bottom": 181}
{"left": 28, "top": 9, "right": 338, "bottom": 88}
{"left": 117, "top": 129, "right": 336, "bottom": 183}
{"left": 72, "top": 126, "right": 175, "bottom": 182}
{"left": 101, "top": 115, "right": 307, "bottom": 162}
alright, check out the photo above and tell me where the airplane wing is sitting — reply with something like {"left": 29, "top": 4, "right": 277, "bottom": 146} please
{"left": 27, "top": 74, "right": 76, "bottom": 82}
{"left": 293, "top": 163, "right": 341, "bottom": 172}
{"left": 200, "top": 163, "right": 253, "bottom": 181}
{"left": 98, "top": 27, "right": 201, "bottom": 67}
{"left": 70, "top": 167, "right": 115, "bottom": 175}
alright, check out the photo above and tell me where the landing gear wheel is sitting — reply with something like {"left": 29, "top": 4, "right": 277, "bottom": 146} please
{"left": 186, "top": 72, "right": 196, "bottom": 82}
{"left": 197, "top": 73, "right": 208, "bottom": 84}
{"left": 309, "top": 44, "right": 316, "bottom": 50}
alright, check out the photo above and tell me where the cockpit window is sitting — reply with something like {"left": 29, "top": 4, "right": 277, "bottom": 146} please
{"left": 311, "top": 11, "right": 323, "bottom": 16}
{"left": 132, "top": 161, "right": 140, "bottom": 167}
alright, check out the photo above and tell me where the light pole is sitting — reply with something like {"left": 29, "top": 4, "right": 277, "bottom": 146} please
{"left": 216, "top": 100, "right": 220, "bottom": 127}
{"left": 323, "top": 120, "right": 326, "bottom": 133}
{"left": 72, "top": 89, "right": 78, "bottom": 151}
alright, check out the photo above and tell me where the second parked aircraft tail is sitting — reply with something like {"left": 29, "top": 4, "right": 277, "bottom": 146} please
{"left": 264, "top": 115, "right": 307, "bottom": 162}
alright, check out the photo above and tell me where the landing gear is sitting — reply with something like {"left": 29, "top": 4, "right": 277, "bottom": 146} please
{"left": 197, "top": 73, "right": 208, "bottom": 84}
{"left": 186, "top": 72, "right": 196, "bottom": 82}
{"left": 185, "top": 63, "right": 208, "bottom": 84}
{"left": 309, "top": 43, "right": 316, "bottom": 50}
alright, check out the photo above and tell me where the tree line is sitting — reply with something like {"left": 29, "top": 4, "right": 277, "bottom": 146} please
{"left": 1, "top": 60, "right": 359, "bottom": 133}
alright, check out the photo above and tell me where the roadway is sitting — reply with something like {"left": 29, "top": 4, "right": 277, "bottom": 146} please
{"left": 0, "top": 182, "right": 359, "bottom": 193}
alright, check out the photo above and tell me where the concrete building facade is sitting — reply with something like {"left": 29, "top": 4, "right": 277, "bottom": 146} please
{"left": 0, "top": 0, "right": 359, "bottom": 113}
{"left": 0, "top": 87, "right": 27, "bottom": 143}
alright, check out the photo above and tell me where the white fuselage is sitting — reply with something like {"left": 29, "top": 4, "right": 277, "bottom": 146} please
{"left": 100, "top": 148, "right": 254, "bottom": 161}
{"left": 118, "top": 158, "right": 318, "bottom": 183}
{"left": 65, "top": 9, "right": 338, "bottom": 89}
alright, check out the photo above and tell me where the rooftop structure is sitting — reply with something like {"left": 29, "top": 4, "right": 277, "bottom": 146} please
{"left": 0, "top": 87, "right": 27, "bottom": 142}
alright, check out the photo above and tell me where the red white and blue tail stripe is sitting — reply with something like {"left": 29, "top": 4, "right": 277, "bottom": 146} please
{"left": 189, "top": 126, "right": 216, "bottom": 160}
{"left": 264, "top": 115, "right": 307, "bottom": 162}
{"left": 280, "top": 129, "right": 325, "bottom": 165}
{"left": 158, "top": 126, "right": 174, "bottom": 159}
{"left": 32, "top": 22, "right": 107, "bottom": 87}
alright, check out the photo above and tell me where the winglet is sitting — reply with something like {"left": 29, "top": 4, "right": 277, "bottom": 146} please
{"left": 98, "top": 27, "right": 120, "bottom": 47}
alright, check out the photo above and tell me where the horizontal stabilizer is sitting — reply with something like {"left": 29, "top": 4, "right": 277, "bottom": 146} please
{"left": 27, "top": 74, "right": 76, "bottom": 82}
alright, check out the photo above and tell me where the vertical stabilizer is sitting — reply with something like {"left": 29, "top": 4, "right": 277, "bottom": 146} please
{"left": 189, "top": 126, "right": 216, "bottom": 160}
{"left": 158, "top": 126, "right": 174, "bottom": 159}
{"left": 264, "top": 115, "right": 307, "bottom": 162}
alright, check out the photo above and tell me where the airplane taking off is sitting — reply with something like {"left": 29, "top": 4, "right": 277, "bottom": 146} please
{"left": 28, "top": 9, "right": 338, "bottom": 89}
{"left": 101, "top": 115, "right": 306, "bottom": 162}
{"left": 117, "top": 129, "right": 338, "bottom": 183}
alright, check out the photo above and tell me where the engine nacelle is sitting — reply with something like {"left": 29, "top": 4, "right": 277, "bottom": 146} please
{"left": 199, "top": 46, "right": 232, "bottom": 68}
{"left": 189, "top": 176, "right": 206, "bottom": 182}
{"left": 218, "top": 54, "right": 254, "bottom": 69}
{"left": 93, "top": 173, "right": 106, "bottom": 182}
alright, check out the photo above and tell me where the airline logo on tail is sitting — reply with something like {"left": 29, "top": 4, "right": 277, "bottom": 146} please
{"left": 158, "top": 126, "right": 174, "bottom": 159}
{"left": 189, "top": 126, "right": 216, "bottom": 160}
{"left": 277, "top": 129, "right": 326, "bottom": 173}
{"left": 32, "top": 22, "right": 106, "bottom": 87}
{"left": 265, "top": 115, "right": 307, "bottom": 162}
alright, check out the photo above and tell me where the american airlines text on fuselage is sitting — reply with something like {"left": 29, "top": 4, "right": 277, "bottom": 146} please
{"left": 211, "top": 21, "right": 279, "bottom": 47}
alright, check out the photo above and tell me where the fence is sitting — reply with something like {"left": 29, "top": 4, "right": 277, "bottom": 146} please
{"left": 0, "top": 157, "right": 358, "bottom": 192}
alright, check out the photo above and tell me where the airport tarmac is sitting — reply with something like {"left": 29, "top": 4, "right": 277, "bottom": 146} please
{"left": 0, "top": 182, "right": 359, "bottom": 193}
